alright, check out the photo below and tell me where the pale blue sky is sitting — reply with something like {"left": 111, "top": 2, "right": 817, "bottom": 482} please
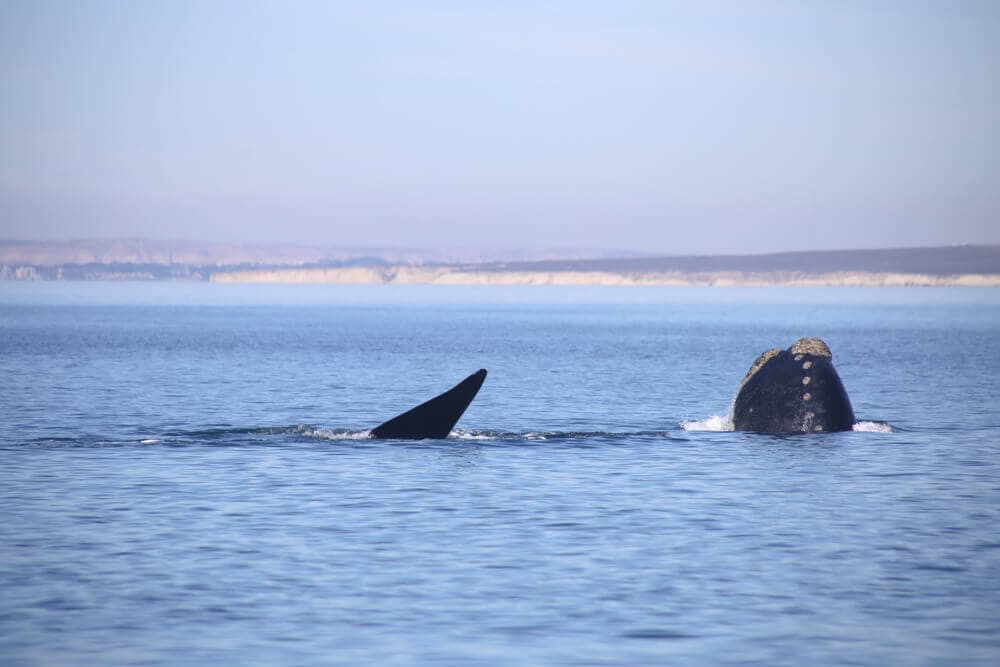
{"left": 1, "top": 1, "right": 997, "bottom": 253}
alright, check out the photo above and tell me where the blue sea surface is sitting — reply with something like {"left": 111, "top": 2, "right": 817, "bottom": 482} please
{"left": 2, "top": 282, "right": 999, "bottom": 666}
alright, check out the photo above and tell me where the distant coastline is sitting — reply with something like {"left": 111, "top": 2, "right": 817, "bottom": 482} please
{"left": 3, "top": 239, "right": 999, "bottom": 287}
{"left": 209, "top": 267, "right": 1000, "bottom": 287}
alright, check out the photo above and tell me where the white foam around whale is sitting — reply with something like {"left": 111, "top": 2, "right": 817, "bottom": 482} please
{"left": 852, "top": 421, "right": 892, "bottom": 433}
{"left": 450, "top": 429, "right": 495, "bottom": 440}
{"left": 681, "top": 417, "right": 892, "bottom": 433}
{"left": 681, "top": 415, "right": 734, "bottom": 432}
{"left": 297, "top": 426, "right": 372, "bottom": 440}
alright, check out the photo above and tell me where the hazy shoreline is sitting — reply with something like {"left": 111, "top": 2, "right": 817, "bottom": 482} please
{"left": 4, "top": 241, "right": 999, "bottom": 286}
{"left": 209, "top": 266, "right": 1000, "bottom": 287}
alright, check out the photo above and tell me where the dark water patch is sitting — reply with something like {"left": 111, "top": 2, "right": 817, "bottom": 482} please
{"left": 913, "top": 564, "right": 968, "bottom": 573}
{"left": 13, "top": 426, "right": 691, "bottom": 450}
{"left": 622, "top": 628, "right": 698, "bottom": 640}
{"left": 866, "top": 471, "right": 925, "bottom": 478}
{"left": 12, "top": 423, "right": 897, "bottom": 450}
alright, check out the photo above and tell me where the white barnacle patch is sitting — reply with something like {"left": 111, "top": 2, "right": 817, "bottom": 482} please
{"left": 802, "top": 360, "right": 813, "bottom": 370}
{"left": 794, "top": 354, "right": 804, "bottom": 361}
{"left": 814, "top": 424, "right": 824, "bottom": 432}
{"left": 802, "top": 376, "right": 811, "bottom": 385}
{"left": 803, "top": 392, "right": 812, "bottom": 401}
{"left": 790, "top": 338, "right": 832, "bottom": 358}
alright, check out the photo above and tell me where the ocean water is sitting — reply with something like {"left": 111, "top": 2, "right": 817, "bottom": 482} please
{"left": 2, "top": 282, "right": 999, "bottom": 666}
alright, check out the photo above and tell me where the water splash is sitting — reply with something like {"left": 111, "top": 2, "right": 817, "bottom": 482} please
{"left": 853, "top": 421, "right": 892, "bottom": 433}
{"left": 681, "top": 417, "right": 892, "bottom": 433}
{"left": 449, "top": 429, "right": 499, "bottom": 440}
{"left": 293, "top": 425, "right": 372, "bottom": 440}
{"left": 681, "top": 415, "right": 734, "bottom": 432}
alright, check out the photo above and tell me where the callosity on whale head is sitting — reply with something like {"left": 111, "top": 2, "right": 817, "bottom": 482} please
{"left": 732, "top": 338, "right": 855, "bottom": 433}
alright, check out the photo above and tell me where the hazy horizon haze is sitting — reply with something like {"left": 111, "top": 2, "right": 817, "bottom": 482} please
{"left": 2, "top": 1, "right": 998, "bottom": 253}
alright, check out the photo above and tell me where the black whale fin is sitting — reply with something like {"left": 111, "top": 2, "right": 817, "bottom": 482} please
{"left": 370, "top": 369, "right": 487, "bottom": 440}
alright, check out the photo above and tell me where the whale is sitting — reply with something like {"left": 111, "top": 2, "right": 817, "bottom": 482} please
{"left": 366, "top": 343, "right": 856, "bottom": 438}
{"left": 370, "top": 369, "right": 487, "bottom": 439}
{"left": 732, "top": 338, "right": 855, "bottom": 433}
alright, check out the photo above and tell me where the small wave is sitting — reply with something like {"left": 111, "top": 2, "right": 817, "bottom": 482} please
{"left": 18, "top": 420, "right": 894, "bottom": 449}
{"left": 163, "top": 426, "right": 296, "bottom": 438}
{"left": 519, "top": 432, "right": 556, "bottom": 441}
{"left": 449, "top": 429, "right": 677, "bottom": 442}
{"left": 450, "top": 429, "right": 499, "bottom": 440}
{"left": 450, "top": 429, "right": 556, "bottom": 441}
{"left": 206, "top": 426, "right": 680, "bottom": 444}
{"left": 853, "top": 421, "right": 892, "bottom": 433}
{"left": 162, "top": 425, "right": 373, "bottom": 441}
{"left": 295, "top": 426, "right": 372, "bottom": 441}
{"left": 681, "top": 415, "right": 734, "bottom": 432}
{"left": 22, "top": 436, "right": 157, "bottom": 449}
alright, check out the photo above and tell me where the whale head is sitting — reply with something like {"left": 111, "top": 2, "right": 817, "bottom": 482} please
{"left": 732, "top": 338, "right": 855, "bottom": 433}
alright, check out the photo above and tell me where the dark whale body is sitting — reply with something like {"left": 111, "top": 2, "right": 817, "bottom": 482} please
{"left": 733, "top": 338, "right": 854, "bottom": 433}
{"left": 371, "top": 369, "right": 487, "bottom": 439}
{"left": 364, "top": 342, "right": 854, "bottom": 438}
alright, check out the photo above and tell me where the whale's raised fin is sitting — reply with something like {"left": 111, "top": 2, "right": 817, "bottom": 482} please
{"left": 370, "top": 369, "right": 487, "bottom": 440}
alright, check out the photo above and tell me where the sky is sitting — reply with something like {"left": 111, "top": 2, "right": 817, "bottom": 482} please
{"left": 1, "top": 1, "right": 998, "bottom": 254}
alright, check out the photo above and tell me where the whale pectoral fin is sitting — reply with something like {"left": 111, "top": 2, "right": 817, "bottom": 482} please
{"left": 370, "top": 369, "right": 487, "bottom": 440}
